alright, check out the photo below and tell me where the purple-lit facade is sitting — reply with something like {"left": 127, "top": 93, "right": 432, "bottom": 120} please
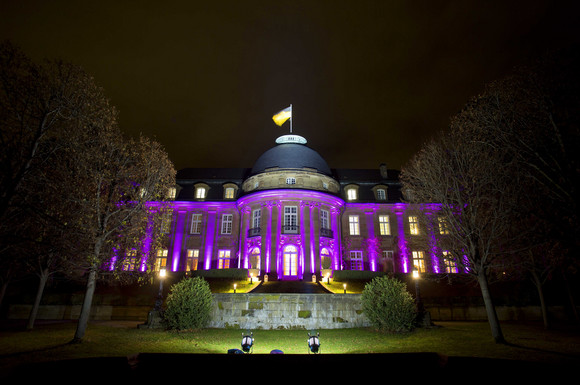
{"left": 153, "top": 135, "right": 461, "bottom": 280}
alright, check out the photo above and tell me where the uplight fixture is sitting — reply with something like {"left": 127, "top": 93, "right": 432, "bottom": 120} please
{"left": 308, "top": 332, "right": 320, "bottom": 354}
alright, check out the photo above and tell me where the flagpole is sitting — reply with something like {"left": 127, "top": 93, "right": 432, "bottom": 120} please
{"left": 290, "top": 104, "right": 292, "bottom": 133}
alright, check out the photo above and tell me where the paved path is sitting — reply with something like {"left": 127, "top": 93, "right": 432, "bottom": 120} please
{"left": 250, "top": 280, "right": 331, "bottom": 293}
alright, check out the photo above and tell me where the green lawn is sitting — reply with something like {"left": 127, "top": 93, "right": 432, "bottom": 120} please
{"left": 1, "top": 320, "right": 579, "bottom": 378}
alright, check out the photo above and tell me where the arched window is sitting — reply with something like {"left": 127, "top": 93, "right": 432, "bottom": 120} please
{"left": 320, "top": 247, "right": 332, "bottom": 270}
{"left": 250, "top": 247, "right": 261, "bottom": 270}
{"left": 283, "top": 245, "right": 298, "bottom": 276}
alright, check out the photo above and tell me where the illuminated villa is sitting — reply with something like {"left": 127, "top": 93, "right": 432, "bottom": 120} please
{"left": 153, "top": 133, "right": 461, "bottom": 281}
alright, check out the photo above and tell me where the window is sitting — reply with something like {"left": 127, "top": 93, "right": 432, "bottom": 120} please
{"left": 408, "top": 215, "right": 419, "bottom": 235}
{"left": 443, "top": 251, "right": 458, "bottom": 273}
{"left": 379, "top": 215, "right": 391, "bottom": 235}
{"left": 190, "top": 213, "right": 202, "bottom": 234}
{"left": 284, "top": 206, "right": 298, "bottom": 233}
{"left": 377, "top": 189, "right": 386, "bottom": 200}
{"left": 438, "top": 217, "right": 450, "bottom": 235}
{"left": 195, "top": 186, "right": 207, "bottom": 199}
{"left": 347, "top": 188, "right": 357, "bottom": 201}
{"left": 224, "top": 187, "right": 235, "bottom": 199}
{"left": 218, "top": 250, "right": 230, "bottom": 269}
{"left": 221, "top": 213, "right": 233, "bottom": 234}
{"left": 320, "top": 209, "right": 329, "bottom": 229}
{"left": 249, "top": 247, "right": 261, "bottom": 270}
{"left": 168, "top": 187, "right": 176, "bottom": 199}
{"left": 252, "top": 209, "right": 261, "bottom": 229}
{"left": 283, "top": 245, "right": 298, "bottom": 276}
{"left": 348, "top": 215, "right": 360, "bottom": 235}
{"left": 286, "top": 177, "right": 296, "bottom": 185}
{"left": 350, "top": 251, "right": 363, "bottom": 270}
{"left": 155, "top": 249, "right": 168, "bottom": 272}
{"left": 381, "top": 250, "right": 394, "bottom": 271}
{"left": 320, "top": 247, "right": 331, "bottom": 269}
{"left": 412, "top": 251, "right": 426, "bottom": 273}
{"left": 382, "top": 250, "right": 393, "bottom": 260}
{"left": 123, "top": 250, "right": 138, "bottom": 271}
{"left": 186, "top": 249, "right": 199, "bottom": 271}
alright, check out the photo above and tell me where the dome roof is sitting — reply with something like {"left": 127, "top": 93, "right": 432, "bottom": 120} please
{"left": 251, "top": 135, "right": 332, "bottom": 176}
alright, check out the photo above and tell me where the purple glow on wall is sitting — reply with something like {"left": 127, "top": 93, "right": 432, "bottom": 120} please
{"left": 395, "top": 207, "right": 409, "bottom": 273}
{"left": 204, "top": 210, "right": 216, "bottom": 270}
{"left": 133, "top": 192, "right": 456, "bottom": 278}
{"left": 171, "top": 211, "right": 185, "bottom": 271}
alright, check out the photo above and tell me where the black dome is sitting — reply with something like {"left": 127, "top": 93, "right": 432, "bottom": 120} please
{"left": 251, "top": 143, "right": 332, "bottom": 176}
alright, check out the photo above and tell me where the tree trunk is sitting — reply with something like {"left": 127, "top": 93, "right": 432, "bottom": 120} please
{"left": 477, "top": 270, "right": 506, "bottom": 343}
{"left": 71, "top": 267, "right": 97, "bottom": 343}
{"left": 530, "top": 269, "right": 550, "bottom": 329}
{"left": 26, "top": 268, "right": 49, "bottom": 330}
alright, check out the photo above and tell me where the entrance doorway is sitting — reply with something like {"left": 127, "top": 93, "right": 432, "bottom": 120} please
{"left": 283, "top": 244, "right": 298, "bottom": 277}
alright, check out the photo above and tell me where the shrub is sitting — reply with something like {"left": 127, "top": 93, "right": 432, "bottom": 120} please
{"left": 163, "top": 276, "right": 213, "bottom": 330}
{"left": 361, "top": 275, "right": 416, "bottom": 333}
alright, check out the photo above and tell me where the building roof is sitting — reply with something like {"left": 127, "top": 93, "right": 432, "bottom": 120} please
{"left": 174, "top": 135, "right": 403, "bottom": 203}
{"left": 250, "top": 142, "right": 332, "bottom": 176}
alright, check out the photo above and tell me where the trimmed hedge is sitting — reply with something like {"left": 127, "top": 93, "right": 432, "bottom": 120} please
{"left": 162, "top": 276, "right": 213, "bottom": 330}
{"left": 361, "top": 275, "right": 416, "bottom": 333}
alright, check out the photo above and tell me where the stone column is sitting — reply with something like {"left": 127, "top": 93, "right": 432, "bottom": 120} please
{"left": 204, "top": 209, "right": 217, "bottom": 270}
{"left": 170, "top": 210, "right": 187, "bottom": 271}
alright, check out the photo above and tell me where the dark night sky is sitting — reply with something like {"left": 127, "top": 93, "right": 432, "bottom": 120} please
{"left": 1, "top": 0, "right": 579, "bottom": 172}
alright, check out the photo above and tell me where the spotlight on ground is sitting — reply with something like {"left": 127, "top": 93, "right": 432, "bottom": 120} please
{"left": 241, "top": 332, "right": 254, "bottom": 353}
{"left": 308, "top": 332, "right": 320, "bottom": 354}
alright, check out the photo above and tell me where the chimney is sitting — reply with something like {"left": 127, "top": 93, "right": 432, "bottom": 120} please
{"left": 379, "top": 163, "right": 388, "bottom": 179}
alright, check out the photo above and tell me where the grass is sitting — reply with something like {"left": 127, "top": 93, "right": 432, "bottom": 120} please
{"left": 1, "top": 320, "right": 579, "bottom": 377}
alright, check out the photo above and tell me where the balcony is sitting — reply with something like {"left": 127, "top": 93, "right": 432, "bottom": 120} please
{"left": 248, "top": 227, "right": 261, "bottom": 237}
{"left": 320, "top": 227, "right": 333, "bottom": 238}
{"left": 282, "top": 225, "right": 299, "bottom": 234}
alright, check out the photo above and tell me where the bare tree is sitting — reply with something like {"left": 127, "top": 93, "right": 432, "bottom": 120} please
{"left": 400, "top": 120, "right": 518, "bottom": 343}
{"left": 0, "top": 42, "right": 176, "bottom": 337}
{"left": 0, "top": 41, "right": 115, "bottom": 312}
{"left": 484, "top": 53, "right": 579, "bottom": 323}
{"left": 449, "top": 50, "right": 579, "bottom": 328}
{"left": 64, "top": 128, "right": 175, "bottom": 343}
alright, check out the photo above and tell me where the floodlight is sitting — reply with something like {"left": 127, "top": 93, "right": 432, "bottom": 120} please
{"left": 241, "top": 332, "right": 254, "bottom": 353}
{"left": 308, "top": 332, "right": 320, "bottom": 354}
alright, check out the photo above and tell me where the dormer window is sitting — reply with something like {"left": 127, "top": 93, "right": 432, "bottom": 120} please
{"left": 196, "top": 187, "right": 206, "bottom": 199}
{"left": 194, "top": 183, "right": 209, "bottom": 200}
{"left": 223, "top": 183, "right": 238, "bottom": 199}
{"left": 345, "top": 184, "right": 359, "bottom": 201}
{"left": 372, "top": 185, "right": 388, "bottom": 201}
{"left": 377, "top": 189, "right": 386, "bottom": 200}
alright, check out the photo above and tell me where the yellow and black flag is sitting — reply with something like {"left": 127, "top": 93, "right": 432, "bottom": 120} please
{"left": 272, "top": 105, "right": 292, "bottom": 126}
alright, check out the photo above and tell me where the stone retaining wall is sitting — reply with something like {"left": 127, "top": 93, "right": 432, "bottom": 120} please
{"left": 208, "top": 293, "right": 369, "bottom": 329}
